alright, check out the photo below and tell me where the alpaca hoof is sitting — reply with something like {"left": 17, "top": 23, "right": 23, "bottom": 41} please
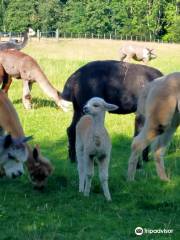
{"left": 106, "top": 196, "right": 112, "bottom": 202}
{"left": 84, "top": 192, "right": 90, "bottom": 197}
{"left": 68, "top": 149, "right": 76, "bottom": 163}
{"left": 127, "top": 175, "right": 135, "bottom": 181}
{"left": 58, "top": 99, "right": 72, "bottom": 112}
{"left": 79, "top": 187, "right": 84, "bottom": 193}
{"left": 23, "top": 102, "right": 32, "bottom": 110}
{"left": 161, "top": 176, "right": 170, "bottom": 182}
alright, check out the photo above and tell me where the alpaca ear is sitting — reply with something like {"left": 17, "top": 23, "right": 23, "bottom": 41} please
{"left": 104, "top": 103, "right": 119, "bottom": 112}
{"left": 4, "top": 134, "right": 13, "bottom": 149}
{"left": 33, "top": 147, "right": 39, "bottom": 161}
{"left": 23, "top": 136, "right": 33, "bottom": 143}
{"left": 33, "top": 144, "right": 41, "bottom": 161}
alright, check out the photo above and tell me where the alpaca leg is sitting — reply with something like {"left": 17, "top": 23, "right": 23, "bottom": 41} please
{"left": 22, "top": 80, "right": 32, "bottom": 109}
{"left": 1, "top": 75, "right": 12, "bottom": 95}
{"left": 76, "top": 140, "right": 85, "bottom": 192}
{"left": 134, "top": 114, "right": 149, "bottom": 165}
{"left": 154, "top": 145, "right": 169, "bottom": 181}
{"left": 98, "top": 155, "right": 111, "bottom": 201}
{"left": 152, "top": 127, "right": 176, "bottom": 181}
{"left": 120, "top": 53, "right": 127, "bottom": 61}
{"left": 127, "top": 147, "right": 141, "bottom": 181}
{"left": 67, "top": 110, "right": 82, "bottom": 162}
{"left": 128, "top": 132, "right": 150, "bottom": 181}
{"left": 84, "top": 155, "right": 94, "bottom": 197}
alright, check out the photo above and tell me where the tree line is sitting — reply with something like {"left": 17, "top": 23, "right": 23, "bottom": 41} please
{"left": 0, "top": 0, "right": 179, "bottom": 42}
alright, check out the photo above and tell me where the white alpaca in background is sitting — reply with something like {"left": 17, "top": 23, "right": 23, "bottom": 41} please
{"left": 76, "top": 97, "right": 118, "bottom": 201}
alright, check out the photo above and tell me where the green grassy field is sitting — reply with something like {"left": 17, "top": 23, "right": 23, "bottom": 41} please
{"left": 0, "top": 38, "right": 180, "bottom": 240}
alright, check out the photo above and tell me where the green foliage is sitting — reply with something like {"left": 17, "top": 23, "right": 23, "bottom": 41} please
{"left": 4, "top": 0, "right": 37, "bottom": 32}
{"left": 0, "top": 0, "right": 179, "bottom": 42}
{"left": 163, "top": 2, "right": 180, "bottom": 42}
{"left": 38, "top": 0, "right": 62, "bottom": 32}
{"left": 59, "top": 0, "right": 86, "bottom": 33}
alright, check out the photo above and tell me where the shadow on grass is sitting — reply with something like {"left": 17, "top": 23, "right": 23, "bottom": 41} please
{"left": 30, "top": 130, "right": 180, "bottom": 193}
{"left": 13, "top": 97, "right": 57, "bottom": 109}
{"left": 15, "top": 133, "right": 133, "bottom": 196}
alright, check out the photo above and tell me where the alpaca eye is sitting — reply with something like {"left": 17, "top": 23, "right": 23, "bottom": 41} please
{"left": 93, "top": 104, "right": 99, "bottom": 108}
{"left": 8, "top": 153, "right": 16, "bottom": 160}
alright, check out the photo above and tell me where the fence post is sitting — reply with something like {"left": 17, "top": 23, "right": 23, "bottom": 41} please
{"left": 56, "top": 29, "right": 59, "bottom": 41}
{"left": 37, "top": 29, "right": 40, "bottom": 41}
{"left": 114, "top": 29, "right": 117, "bottom": 39}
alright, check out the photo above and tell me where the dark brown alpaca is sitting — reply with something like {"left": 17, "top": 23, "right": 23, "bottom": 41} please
{"left": 0, "top": 49, "right": 70, "bottom": 111}
{"left": 0, "top": 90, "right": 53, "bottom": 188}
{"left": 61, "top": 60, "right": 163, "bottom": 162}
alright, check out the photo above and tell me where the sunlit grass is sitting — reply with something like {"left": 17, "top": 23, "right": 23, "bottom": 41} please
{"left": 0, "top": 39, "right": 179, "bottom": 240}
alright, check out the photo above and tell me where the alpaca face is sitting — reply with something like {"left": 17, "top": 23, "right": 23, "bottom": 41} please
{"left": 0, "top": 135, "right": 32, "bottom": 178}
{"left": 83, "top": 97, "right": 118, "bottom": 116}
{"left": 28, "top": 147, "right": 53, "bottom": 190}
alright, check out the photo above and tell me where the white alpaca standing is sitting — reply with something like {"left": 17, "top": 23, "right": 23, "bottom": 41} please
{"left": 76, "top": 97, "right": 118, "bottom": 201}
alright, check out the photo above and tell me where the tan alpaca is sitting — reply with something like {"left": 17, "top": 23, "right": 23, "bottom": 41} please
{"left": 0, "top": 49, "right": 71, "bottom": 111}
{"left": 76, "top": 97, "right": 118, "bottom": 201}
{"left": 0, "top": 91, "right": 53, "bottom": 188}
{"left": 128, "top": 72, "right": 180, "bottom": 181}
{"left": 120, "top": 45, "right": 157, "bottom": 64}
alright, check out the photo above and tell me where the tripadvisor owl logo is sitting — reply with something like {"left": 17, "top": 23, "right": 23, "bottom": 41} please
{"left": 135, "top": 227, "right": 144, "bottom": 236}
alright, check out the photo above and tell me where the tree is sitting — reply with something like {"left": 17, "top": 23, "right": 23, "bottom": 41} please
{"left": 0, "top": 0, "right": 10, "bottom": 31}
{"left": 4, "top": 0, "right": 38, "bottom": 32}
{"left": 163, "top": 1, "right": 180, "bottom": 42}
{"left": 38, "top": 0, "right": 62, "bottom": 32}
{"left": 0, "top": 0, "right": 178, "bottom": 42}
{"left": 59, "top": 0, "right": 86, "bottom": 33}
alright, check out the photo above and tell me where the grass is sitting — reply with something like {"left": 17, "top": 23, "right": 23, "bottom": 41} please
{"left": 0, "top": 38, "right": 180, "bottom": 240}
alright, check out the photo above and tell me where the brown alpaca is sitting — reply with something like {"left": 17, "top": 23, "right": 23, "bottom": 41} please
{"left": 0, "top": 49, "right": 70, "bottom": 111}
{"left": 128, "top": 72, "right": 180, "bottom": 181}
{"left": 0, "top": 90, "right": 53, "bottom": 188}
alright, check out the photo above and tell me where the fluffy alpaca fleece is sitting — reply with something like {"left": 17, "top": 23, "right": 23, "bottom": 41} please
{"left": 128, "top": 72, "right": 180, "bottom": 181}
{"left": 119, "top": 45, "right": 157, "bottom": 64}
{"left": 0, "top": 49, "right": 71, "bottom": 111}
{"left": 76, "top": 97, "right": 118, "bottom": 201}
{"left": 0, "top": 90, "right": 53, "bottom": 188}
{"left": 0, "top": 134, "right": 31, "bottom": 178}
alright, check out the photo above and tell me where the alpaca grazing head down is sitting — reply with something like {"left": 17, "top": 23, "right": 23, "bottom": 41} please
{"left": 27, "top": 145, "right": 53, "bottom": 190}
{"left": 0, "top": 134, "right": 32, "bottom": 178}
